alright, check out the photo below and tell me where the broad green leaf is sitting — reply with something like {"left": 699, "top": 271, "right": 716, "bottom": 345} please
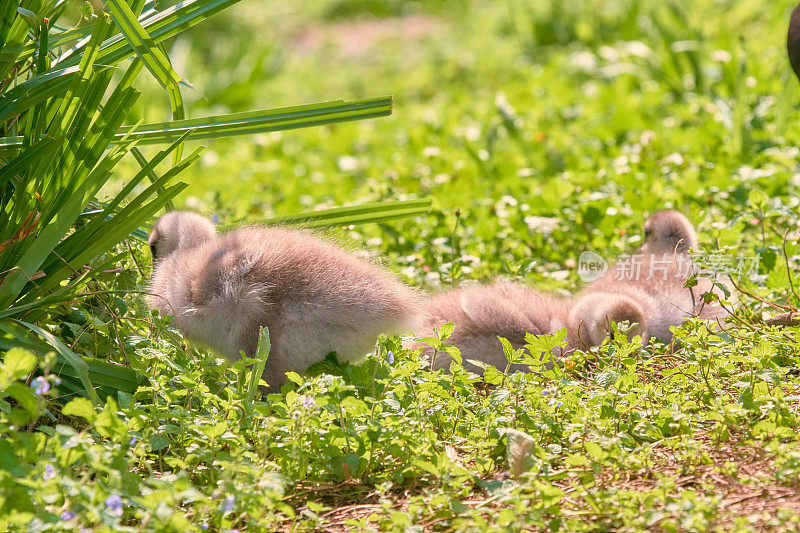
{"left": 499, "top": 336, "right": 516, "bottom": 362}
{"left": 595, "top": 370, "right": 620, "bottom": 389}
{"left": 0, "top": 347, "right": 37, "bottom": 383}
{"left": 284, "top": 372, "right": 303, "bottom": 385}
{"left": 412, "top": 459, "right": 440, "bottom": 477}
{"left": 149, "top": 434, "right": 170, "bottom": 451}
{"left": 584, "top": 442, "right": 606, "bottom": 461}
{"left": 5, "top": 383, "right": 37, "bottom": 414}
{"left": 200, "top": 422, "right": 227, "bottom": 440}
{"left": 524, "top": 328, "right": 567, "bottom": 357}
{"left": 437, "top": 322, "right": 455, "bottom": 341}
{"left": 62, "top": 397, "right": 96, "bottom": 422}
{"left": 95, "top": 397, "right": 126, "bottom": 439}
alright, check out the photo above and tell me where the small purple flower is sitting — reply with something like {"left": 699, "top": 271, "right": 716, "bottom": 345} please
{"left": 129, "top": 436, "right": 137, "bottom": 446}
{"left": 43, "top": 463, "right": 56, "bottom": 480}
{"left": 211, "top": 213, "right": 220, "bottom": 224}
{"left": 31, "top": 376, "right": 50, "bottom": 395}
{"left": 105, "top": 494, "right": 123, "bottom": 516}
{"left": 200, "top": 524, "right": 209, "bottom": 530}
{"left": 299, "top": 395, "right": 317, "bottom": 409}
{"left": 386, "top": 351, "right": 395, "bottom": 365}
{"left": 221, "top": 494, "right": 235, "bottom": 512}
{"left": 60, "top": 510, "right": 76, "bottom": 520}
{"left": 228, "top": 529, "right": 240, "bottom": 533}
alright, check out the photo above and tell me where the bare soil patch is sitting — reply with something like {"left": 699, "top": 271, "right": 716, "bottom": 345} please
{"left": 282, "top": 434, "right": 800, "bottom": 531}
{"left": 292, "top": 15, "right": 441, "bottom": 57}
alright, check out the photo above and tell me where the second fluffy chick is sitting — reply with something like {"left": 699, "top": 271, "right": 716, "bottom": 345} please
{"left": 582, "top": 210, "right": 729, "bottom": 343}
{"left": 408, "top": 283, "right": 647, "bottom": 374}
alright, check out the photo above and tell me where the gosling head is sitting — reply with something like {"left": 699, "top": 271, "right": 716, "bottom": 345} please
{"left": 148, "top": 211, "right": 217, "bottom": 264}
{"left": 641, "top": 210, "right": 698, "bottom": 254}
{"left": 569, "top": 292, "right": 647, "bottom": 348}
{"left": 789, "top": 3, "right": 800, "bottom": 83}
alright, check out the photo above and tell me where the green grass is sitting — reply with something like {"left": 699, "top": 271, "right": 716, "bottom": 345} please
{"left": 3, "top": 0, "right": 800, "bottom": 530}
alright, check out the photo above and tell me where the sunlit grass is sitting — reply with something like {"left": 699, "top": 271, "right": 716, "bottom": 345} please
{"left": 2, "top": 0, "right": 800, "bottom": 530}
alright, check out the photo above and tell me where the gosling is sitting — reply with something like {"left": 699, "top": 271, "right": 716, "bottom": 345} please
{"left": 408, "top": 283, "right": 647, "bottom": 374}
{"left": 639, "top": 209, "right": 698, "bottom": 254}
{"left": 583, "top": 210, "right": 728, "bottom": 343}
{"left": 148, "top": 211, "right": 422, "bottom": 391}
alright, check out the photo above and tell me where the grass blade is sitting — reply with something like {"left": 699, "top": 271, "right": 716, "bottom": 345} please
{"left": 0, "top": 66, "right": 80, "bottom": 124}
{"left": 222, "top": 199, "right": 432, "bottom": 230}
{"left": 55, "top": 0, "right": 243, "bottom": 68}
{"left": 0, "top": 136, "right": 59, "bottom": 189}
{"left": 104, "top": 0, "right": 182, "bottom": 89}
{"left": 0, "top": 1, "right": 19, "bottom": 51}
{"left": 246, "top": 327, "right": 270, "bottom": 405}
{"left": 114, "top": 96, "right": 393, "bottom": 144}
{"left": 55, "top": 356, "right": 143, "bottom": 392}
{"left": 0, "top": 97, "right": 393, "bottom": 151}
{"left": 166, "top": 67, "right": 186, "bottom": 165}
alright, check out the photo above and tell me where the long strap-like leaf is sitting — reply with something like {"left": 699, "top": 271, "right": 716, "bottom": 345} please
{"left": 0, "top": 136, "right": 58, "bottom": 189}
{"left": 221, "top": 199, "right": 433, "bottom": 230}
{"left": 245, "top": 327, "right": 270, "bottom": 406}
{"left": 0, "top": 66, "right": 80, "bottom": 125}
{"left": 0, "top": 1, "right": 20, "bottom": 52}
{"left": 104, "top": 0, "right": 181, "bottom": 89}
{"left": 0, "top": 96, "right": 393, "bottom": 152}
{"left": 55, "top": 0, "right": 242, "bottom": 68}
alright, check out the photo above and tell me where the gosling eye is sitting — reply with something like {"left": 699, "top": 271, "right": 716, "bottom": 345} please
{"left": 149, "top": 242, "right": 157, "bottom": 258}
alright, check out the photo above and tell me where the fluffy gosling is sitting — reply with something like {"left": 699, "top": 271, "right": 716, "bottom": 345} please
{"left": 408, "top": 283, "right": 647, "bottom": 374}
{"left": 583, "top": 210, "right": 728, "bottom": 343}
{"left": 640, "top": 210, "right": 698, "bottom": 254}
{"left": 148, "top": 211, "right": 422, "bottom": 391}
